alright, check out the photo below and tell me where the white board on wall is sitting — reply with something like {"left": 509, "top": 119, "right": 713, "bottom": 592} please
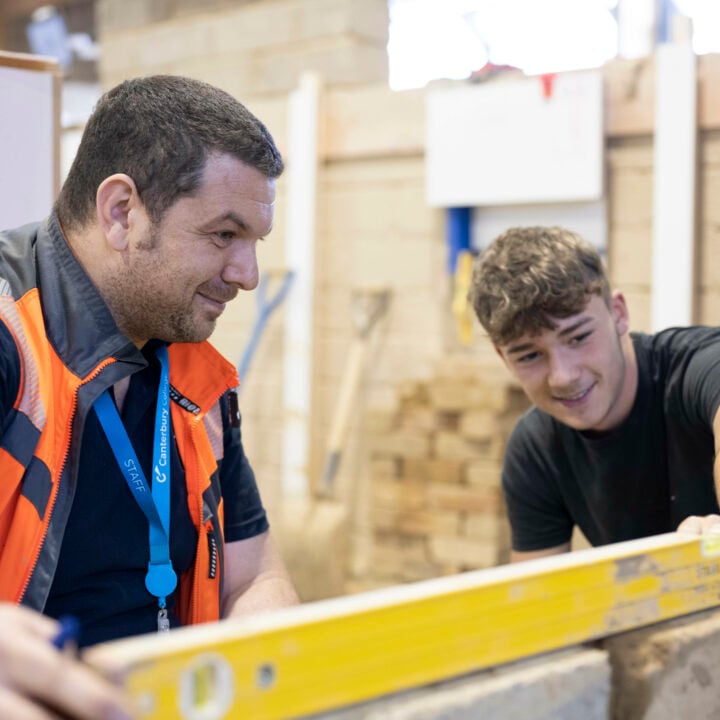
{"left": 0, "top": 51, "right": 60, "bottom": 230}
{"left": 425, "top": 71, "right": 604, "bottom": 207}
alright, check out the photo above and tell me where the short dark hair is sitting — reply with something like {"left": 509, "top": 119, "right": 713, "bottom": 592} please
{"left": 56, "top": 75, "right": 284, "bottom": 230}
{"left": 470, "top": 226, "right": 610, "bottom": 346}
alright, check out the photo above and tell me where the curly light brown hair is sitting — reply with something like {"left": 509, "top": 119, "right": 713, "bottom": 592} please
{"left": 470, "top": 226, "right": 610, "bottom": 346}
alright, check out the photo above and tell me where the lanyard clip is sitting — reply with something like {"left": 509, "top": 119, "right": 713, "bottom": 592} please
{"left": 157, "top": 605, "right": 170, "bottom": 633}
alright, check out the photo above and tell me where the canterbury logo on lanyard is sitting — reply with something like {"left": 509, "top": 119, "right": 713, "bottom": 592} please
{"left": 94, "top": 345, "right": 177, "bottom": 632}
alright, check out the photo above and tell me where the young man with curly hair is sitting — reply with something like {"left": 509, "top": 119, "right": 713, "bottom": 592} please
{"left": 471, "top": 226, "right": 720, "bottom": 562}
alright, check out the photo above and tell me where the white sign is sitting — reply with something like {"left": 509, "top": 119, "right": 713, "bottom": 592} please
{"left": 426, "top": 71, "right": 604, "bottom": 207}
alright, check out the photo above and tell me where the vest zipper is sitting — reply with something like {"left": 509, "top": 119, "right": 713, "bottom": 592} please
{"left": 190, "top": 419, "right": 206, "bottom": 623}
{"left": 186, "top": 398, "right": 226, "bottom": 624}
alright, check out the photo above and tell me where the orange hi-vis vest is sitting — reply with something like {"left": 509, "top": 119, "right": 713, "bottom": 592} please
{"left": 0, "top": 215, "right": 239, "bottom": 624}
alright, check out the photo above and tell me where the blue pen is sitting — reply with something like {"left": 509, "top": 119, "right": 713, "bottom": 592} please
{"left": 51, "top": 615, "right": 80, "bottom": 652}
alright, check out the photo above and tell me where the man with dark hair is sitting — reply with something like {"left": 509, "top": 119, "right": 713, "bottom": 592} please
{"left": 471, "top": 226, "right": 720, "bottom": 563}
{"left": 0, "top": 75, "right": 298, "bottom": 719}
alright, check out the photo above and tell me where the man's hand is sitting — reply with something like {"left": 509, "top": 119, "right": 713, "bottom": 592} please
{"left": 676, "top": 514, "right": 720, "bottom": 535}
{"left": 0, "top": 603, "right": 135, "bottom": 720}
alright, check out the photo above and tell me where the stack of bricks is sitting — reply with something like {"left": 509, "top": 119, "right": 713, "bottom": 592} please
{"left": 360, "top": 355, "right": 530, "bottom": 588}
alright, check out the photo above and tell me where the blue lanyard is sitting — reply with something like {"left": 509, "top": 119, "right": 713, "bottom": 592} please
{"left": 94, "top": 345, "right": 176, "bottom": 631}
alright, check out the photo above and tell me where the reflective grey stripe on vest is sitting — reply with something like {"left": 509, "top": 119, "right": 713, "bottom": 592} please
{"left": 202, "top": 401, "right": 225, "bottom": 463}
{"left": 0, "top": 281, "right": 46, "bottom": 430}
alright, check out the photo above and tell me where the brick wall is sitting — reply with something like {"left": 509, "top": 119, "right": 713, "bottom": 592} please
{"left": 96, "top": 0, "right": 389, "bottom": 97}
{"left": 351, "top": 356, "right": 528, "bottom": 592}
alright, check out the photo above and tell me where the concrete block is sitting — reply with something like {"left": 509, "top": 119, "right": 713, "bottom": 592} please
{"left": 608, "top": 228, "right": 652, "bottom": 286}
{"left": 434, "top": 431, "right": 505, "bottom": 462}
{"left": 249, "top": 39, "right": 388, "bottom": 95}
{"left": 173, "top": 0, "right": 258, "bottom": 18}
{"left": 465, "top": 459, "right": 503, "bottom": 488}
{"left": 607, "top": 165, "right": 653, "bottom": 229}
{"left": 607, "top": 141, "right": 654, "bottom": 171}
{"left": 605, "top": 608, "right": 720, "bottom": 720}
{"left": 323, "top": 155, "right": 427, "bottom": 186}
{"left": 347, "top": 234, "right": 443, "bottom": 291}
{"left": 322, "top": 185, "right": 397, "bottom": 235}
{"left": 702, "top": 135, "right": 720, "bottom": 164}
{"left": 371, "top": 478, "right": 427, "bottom": 512}
{"left": 371, "top": 337, "right": 444, "bottom": 386}
{"left": 620, "top": 289, "right": 652, "bottom": 333}
{"left": 97, "top": 0, "right": 174, "bottom": 33}
{"left": 463, "top": 513, "right": 507, "bottom": 541}
{"left": 428, "top": 534, "right": 499, "bottom": 569}
{"left": 366, "top": 407, "right": 400, "bottom": 434}
{"left": 459, "top": 409, "right": 505, "bottom": 440}
{"left": 435, "top": 411, "right": 460, "bottom": 432}
{"left": 369, "top": 457, "right": 401, "bottom": 480}
{"left": 700, "top": 168, "right": 720, "bottom": 227}
{"left": 371, "top": 531, "right": 434, "bottom": 581}
{"left": 402, "top": 458, "right": 465, "bottom": 485}
{"left": 373, "top": 507, "right": 460, "bottom": 537}
{"left": 313, "top": 647, "right": 610, "bottom": 719}
{"left": 698, "top": 219, "right": 720, "bottom": 289}
{"left": 369, "top": 431, "right": 432, "bottom": 460}
{"left": 397, "top": 407, "right": 436, "bottom": 433}
{"left": 433, "top": 353, "right": 495, "bottom": 381}
{"left": 313, "top": 285, "right": 354, "bottom": 332}
{"left": 427, "top": 483, "right": 502, "bottom": 514}
{"left": 427, "top": 380, "right": 498, "bottom": 413}
{"left": 297, "top": 0, "right": 389, "bottom": 44}
{"left": 367, "top": 383, "right": 407, "bottom": 413}
{"left": 698, "top": 288, "right": 720, "bottom": 325}
{"left": 397, "top": 380, "right": 431, "bottom": 406}
{"left": 323, "top": 84, "right": 426, "bottom": 159}
{"left": 604, "top": 57, "right": 655, "bottom": 137}
{"left": 203, "top": 3, "right": 297, "bottom": 51}
{"left": 698, "top": 54, "right": 720, "bottom": 130}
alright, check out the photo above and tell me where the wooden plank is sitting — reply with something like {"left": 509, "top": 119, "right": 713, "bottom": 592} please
{"left": 0, "top": 48, "right": 58, "bottom": 72}
{"left": 85, "top": 533, "right": 720, "bottom": 720}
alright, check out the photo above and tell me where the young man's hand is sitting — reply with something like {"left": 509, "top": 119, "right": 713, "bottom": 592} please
{"left": 676, "top": 514, "right": 720, "bottom": 535}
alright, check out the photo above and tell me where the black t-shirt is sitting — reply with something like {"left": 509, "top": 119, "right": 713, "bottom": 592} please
{"left": 0, "top": 329, "right": 268, "bottom": 647}
{"left": 503, "top": 327, "right": 720, "bottom": 552}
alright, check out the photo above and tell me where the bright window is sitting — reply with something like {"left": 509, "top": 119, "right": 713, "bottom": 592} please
{"left": 388, "top": 0, "right": 720, "bottom": 91}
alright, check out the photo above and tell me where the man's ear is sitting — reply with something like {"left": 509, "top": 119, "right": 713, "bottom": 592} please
{"left": 95, "top": 174, "right": 141, "bottom": 252}
{"left": 609, "top": 290, "right": 630, "bottom": 336}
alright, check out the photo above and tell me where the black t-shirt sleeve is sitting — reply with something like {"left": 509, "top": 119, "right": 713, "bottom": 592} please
{"left": 680, "top": 338, "right": 720, "bottom": 429}
{"left": 218, "top": 391, "right": 269, "bottom": 543}
{"left": 0, "top": 321, "right": 21, "bottom": 429}
{"left": 502, "top": 414, "right": 574, "bottom": 552}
